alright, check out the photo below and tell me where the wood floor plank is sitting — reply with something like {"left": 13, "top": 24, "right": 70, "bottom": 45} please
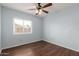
{"left": 1, "top": 40, "right": 79, "bottom": 56}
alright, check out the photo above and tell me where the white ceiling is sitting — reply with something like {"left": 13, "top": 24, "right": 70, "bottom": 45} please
{"left": 1, "top": 3, "right": 77, "bottom": 18}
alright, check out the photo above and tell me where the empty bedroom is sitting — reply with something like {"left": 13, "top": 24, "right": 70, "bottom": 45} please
{"left": 0, "top": 3, "right": 79, "bottom": 56}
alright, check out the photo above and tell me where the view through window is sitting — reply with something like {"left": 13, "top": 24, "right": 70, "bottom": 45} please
{"left": 13, "top": 18, "right": 32, "bottom": 34}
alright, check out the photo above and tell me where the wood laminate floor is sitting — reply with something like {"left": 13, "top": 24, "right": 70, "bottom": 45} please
{"left": 1, "top": 40, "right": 79, "bottom": 56}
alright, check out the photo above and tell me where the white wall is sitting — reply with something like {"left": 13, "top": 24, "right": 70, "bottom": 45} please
{"left": 1, "top": 7, "right": 43, "bottom": 49}
{"left": 0, "top": 5, "right": 1, "bottom": 53}
{"left": 44, "top": 4, "right": 79, "bottom": 52}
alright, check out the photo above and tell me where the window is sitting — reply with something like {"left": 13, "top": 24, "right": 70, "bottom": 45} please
{"left": 13, "top": 18, "right": 32, "bottom": 34}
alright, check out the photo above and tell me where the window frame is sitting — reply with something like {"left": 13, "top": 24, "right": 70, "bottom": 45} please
{"left": 13, "top": 18, "right": 32, "bottom": 35}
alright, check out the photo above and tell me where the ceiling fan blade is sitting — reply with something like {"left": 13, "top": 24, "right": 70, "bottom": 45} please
{"left": 28, "top": 8, "right": 36, "bottom": 10}
{"left": 42, "top": 3, "right": 52, "bottom": 8}
{"left": 42, "top": 10, "right": 48, "bottom": 13}
{"left": 36, "top": 12, "right": 39, "bottom": 15}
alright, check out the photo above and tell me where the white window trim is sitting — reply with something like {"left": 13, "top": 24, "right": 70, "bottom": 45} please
{"left": 13, "top": 18, "right": 32, "bottom": 35}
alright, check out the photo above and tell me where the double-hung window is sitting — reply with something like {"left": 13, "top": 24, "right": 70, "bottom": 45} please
{"left": 13, "top": 18, "right": 32, "bottom": 34}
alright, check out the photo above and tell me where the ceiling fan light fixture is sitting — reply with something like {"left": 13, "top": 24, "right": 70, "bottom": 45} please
{"left": 36, "top": 9, "right": 39, "bottom": 13}
{"left": 28, "top": 3, "right": 52, "bottom": 15}
{"left": 39, "top": 9, "right": 42, "bottom": 15}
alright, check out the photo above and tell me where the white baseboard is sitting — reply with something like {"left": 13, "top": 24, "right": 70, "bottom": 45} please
{"left": 44, "top": 39, "right": 79, "bottom": 52}
{"left": 2, "top": 39, "right": 79, "bottom": 52}
{"left": 2, "top": 39, "right": 42, "bottom": 50}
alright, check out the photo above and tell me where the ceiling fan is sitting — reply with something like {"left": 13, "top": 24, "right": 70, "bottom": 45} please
{"left": 28, "top": 3, "right": 52, "bottom": 15}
